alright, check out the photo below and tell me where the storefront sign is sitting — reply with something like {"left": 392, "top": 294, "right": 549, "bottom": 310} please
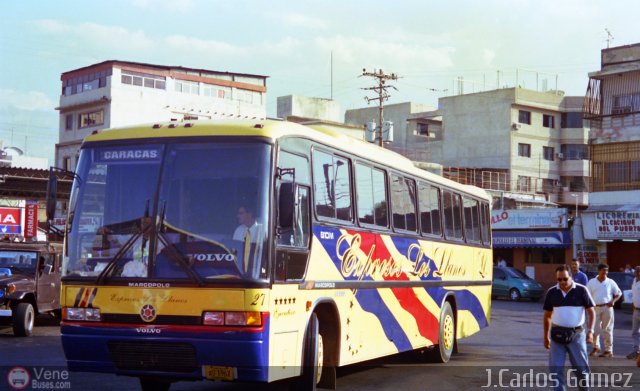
{"left": 576, "top": 244, "right": 599, "bottom": 264}
{"left": 491, "top": 209, "right": 567, "bottom": 230}
{"left": 24, "top": 201, "right": 38, "bottom": 238}
{"left": 492, "top": 230, "right": 570, "bottom": 248}
{"left": 0, "top": 207, "right": 21, "bottom": 234}
{"left": 594, "top": 211, "right": 640, "bottom": 239}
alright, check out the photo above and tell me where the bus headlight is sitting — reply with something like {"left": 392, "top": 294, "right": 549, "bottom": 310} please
{"left": 65, "top": 307, "right": 101, "bottom": 321}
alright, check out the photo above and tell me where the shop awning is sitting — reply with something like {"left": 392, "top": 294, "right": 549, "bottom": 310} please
{"left": 585, "top": 204, "right": 640, "bottom": 212}
{"left": 492, "top": 230, "right": 571, "bottom": 248}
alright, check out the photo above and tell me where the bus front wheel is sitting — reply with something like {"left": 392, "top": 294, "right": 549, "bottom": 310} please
{"left": 293, "top": 312, "right": 323, "bottom": 390}
{"left": 139, "top": 377, "right": 171, "bottom": 391}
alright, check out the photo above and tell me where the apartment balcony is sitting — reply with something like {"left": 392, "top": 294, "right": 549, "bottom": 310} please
{"left": 559, "top": 159, "right": 590, "bottom": 177}
{"left": 550, "top": 190, "right": 588, "bottom": 208}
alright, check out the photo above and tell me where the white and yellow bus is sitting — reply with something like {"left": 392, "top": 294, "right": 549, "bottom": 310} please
{"left": 53, "top": 119, "right": 493, "bottom": 390}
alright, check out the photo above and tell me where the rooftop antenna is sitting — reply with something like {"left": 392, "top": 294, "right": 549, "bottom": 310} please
{"left": 605, "top": 28, "right": 614, "bottom": 48}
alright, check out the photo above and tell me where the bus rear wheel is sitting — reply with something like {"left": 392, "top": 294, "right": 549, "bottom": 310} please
{"left": 292, "top": 312, "right": 323, "bottom": 390}
{"left": 425, "top": 301, "right": 455, "bottom": 363}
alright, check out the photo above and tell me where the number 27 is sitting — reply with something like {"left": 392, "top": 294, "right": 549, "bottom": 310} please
{"left": 251, "top": 293, "right": 265, "bottom": 306}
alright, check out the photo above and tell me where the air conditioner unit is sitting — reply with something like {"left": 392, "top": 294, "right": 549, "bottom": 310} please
{"left": 511, "top": 123, "right": 521, "bottom": 131}
{"left": 556, "top": 152, "right": 564, "bottom": 160}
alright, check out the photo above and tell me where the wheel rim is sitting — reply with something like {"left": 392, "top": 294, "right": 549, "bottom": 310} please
{"left": 315, "top": 333, "right": 323, "bottom": 384}
{"left": 442, "top": 313, "right": 455, "bottom": 351}
{"left": 26, "top": 306, "right": 34, "bottom": 331}
{"left": 510, "top": 290, "right": 519, "bottom": 301}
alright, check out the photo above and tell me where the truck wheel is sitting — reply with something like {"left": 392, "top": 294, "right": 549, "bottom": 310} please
{"left": 13, "top": 302, "right": 35, "bottom": 337}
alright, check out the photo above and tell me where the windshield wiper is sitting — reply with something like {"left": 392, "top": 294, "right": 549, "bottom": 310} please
{"left": 153, "top": 200, "right": 204, "bottom": 285}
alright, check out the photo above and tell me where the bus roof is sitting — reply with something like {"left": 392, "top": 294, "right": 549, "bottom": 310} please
{"left": 84, "top": 119, "right": 490, "bottom": 201}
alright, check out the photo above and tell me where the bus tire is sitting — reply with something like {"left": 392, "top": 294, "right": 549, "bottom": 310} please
{"left": 293, "top": 312, "right": 323, "bottom": 391}
{"left": 13, "top": 302, "right": 35, "bottom": 337}
{"left": 139, "top": 377, "right": 171, "bottom": 391}
{"left": 429, "top": 301, "right": 455, "bottom": 363}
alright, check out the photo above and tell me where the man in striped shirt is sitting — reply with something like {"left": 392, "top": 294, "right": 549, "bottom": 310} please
{"left": 543, "top": 265, "right": 595, "bottom": 391}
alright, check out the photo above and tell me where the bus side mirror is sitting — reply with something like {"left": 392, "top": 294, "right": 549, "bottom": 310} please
{"left": 45, "top": 168, "right": 58, "bottom": 221}
{"left": 278, "top": 183, "right": 295, "bottom": 229}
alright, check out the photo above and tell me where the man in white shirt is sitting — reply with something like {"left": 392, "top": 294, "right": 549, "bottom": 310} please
{"left": 233, "top": 206, "right": 261, "bottom": 242}
{"left": 586, "top": 263, "right": 622, "bottom": 358}
{"left": 628, "top": 266, "right": 640, "bottom": 360}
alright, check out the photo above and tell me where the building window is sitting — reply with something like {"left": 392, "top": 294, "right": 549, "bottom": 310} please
{"left": 518, "top": 143, "right": 531, "bottom": 157}
{"left": 560, "top": 112, "right": 583, "bottom": 128}
{"left": 62, "top": 157, "right": 71, "bottom": 171}
{"left": 235, "top": 90, "right": 261, "bottom": 105}
{"left": 203, "top": 84, "right": 230, "bottom": 99}
{"left": 560, "top": 144, "right": 589, "bottom": 160}
{"left": 518, "top": 110, "right": 531, "bottom": 125}
{"left": 543, "top": 146, "right": 555, "bottom": 161}
{"left": 65, "top": 114, "right": 73, "bottom": 131}
{"left": 78, "top": 110, "right": 104, "bottom": 129}
{"left": 62, "top": 69, "right": 111, "bottom": 96}
{"left": 542, "top": 114, "right": 555, "bottom": 128}
{"left": 517, "top": 176, "right": 532, "bottom": 192}
{"left": 416, "top": 123, "right": 429, "bottom": 136}
{"left": 175, "top": 80, "right": 199, "bottom": 95}
{"left": 121, "top": 71, "right": 166, "bottom": 90}
{"left": 612, "top": 93, "right": 640, "bottom": 115}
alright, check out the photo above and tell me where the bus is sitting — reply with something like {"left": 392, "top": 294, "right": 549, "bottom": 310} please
{"left": 51, "top": 119, "right": 493, "bottom": 390}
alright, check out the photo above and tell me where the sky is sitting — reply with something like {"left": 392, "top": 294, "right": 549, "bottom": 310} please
{"left": 1, "top": 0, "right": 640, "bottom": 165}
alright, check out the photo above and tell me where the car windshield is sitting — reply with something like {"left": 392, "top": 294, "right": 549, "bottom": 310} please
{"left": 0, "top": 251, "right": 38, "bottom": 274}
{"left": 64, "top": 141, "right": 272, "bottom": 283}
{"left": 505, "top": 268, "right": 531, "bottom": 280}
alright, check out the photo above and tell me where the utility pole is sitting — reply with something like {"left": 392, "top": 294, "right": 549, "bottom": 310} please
{"left": 361, "top": 68, "right": 398, "bottom": 147}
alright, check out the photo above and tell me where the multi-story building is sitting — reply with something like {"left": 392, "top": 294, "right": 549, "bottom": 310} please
{"left": 430, "top": 88, "right": 590, "bottom": 286}
{"left": 581, "top": 43, "right": 640, "bottom": 271}
{"left": 55, "top": 60, "right": 268, "bottom": 172}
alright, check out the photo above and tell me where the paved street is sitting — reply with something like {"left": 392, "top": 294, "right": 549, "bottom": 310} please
{"left": 1, "top": 300, "right": 639, "bottom": 390}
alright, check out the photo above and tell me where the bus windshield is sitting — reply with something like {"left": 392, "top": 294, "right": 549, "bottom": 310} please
{"left": 64, "top": 141, "right": 272, "bottom": 283}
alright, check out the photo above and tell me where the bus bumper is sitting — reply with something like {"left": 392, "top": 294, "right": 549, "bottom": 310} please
{"left": 60, "top": 319, "right": 270, "bottom": 383}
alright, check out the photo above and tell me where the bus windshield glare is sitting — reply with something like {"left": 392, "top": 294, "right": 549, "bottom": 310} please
{"left": 64, "top": 141, "right": 272, "bottom": 283}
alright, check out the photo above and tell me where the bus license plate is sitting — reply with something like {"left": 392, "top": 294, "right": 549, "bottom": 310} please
{"left": 203, "top": 365, "right": 235, "bottom": 381}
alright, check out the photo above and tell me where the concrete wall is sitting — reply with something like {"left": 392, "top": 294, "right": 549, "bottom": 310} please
{"left": 277, "top": 95, "right": 341, "bottom": 122}
{"left": 438, "top": 88, "right": 515, "bottom": 169}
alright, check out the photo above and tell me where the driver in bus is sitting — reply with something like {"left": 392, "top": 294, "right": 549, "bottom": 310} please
{"left": 233, "top": 205, "right": 261, "bottom": 242}
{"left": 233, "top": 205, "right": 262, "bottom": 273}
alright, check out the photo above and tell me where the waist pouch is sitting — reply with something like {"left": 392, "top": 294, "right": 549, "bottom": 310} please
{"left": 550, "top": 325, "right": 578, "bottom": 344}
